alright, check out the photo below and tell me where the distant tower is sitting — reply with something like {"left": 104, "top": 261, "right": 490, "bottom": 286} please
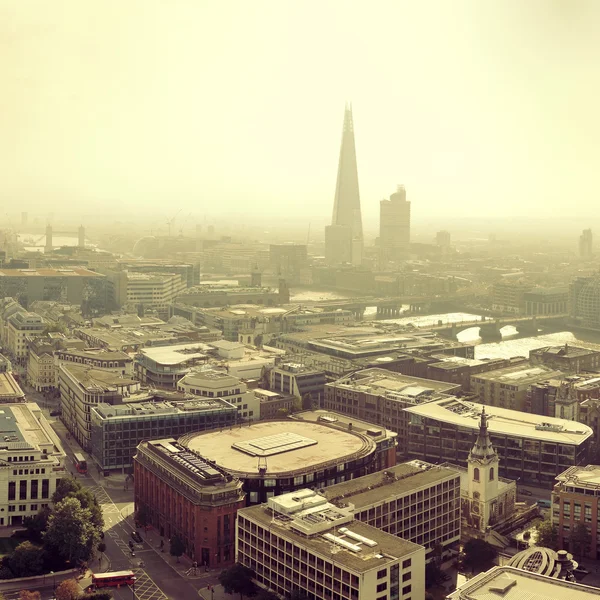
{"left": 326, "top": 104, "right": 363, "bottom": 266}
{"left": 467, "top": 408, "right": 499, "bottom": 532}
{"left": 278, "top": 278, "right": 290, "bottom": 304}
{"left": 436, "top": 230, "right": 451, "bottom": 248}
{"left": 579, "top": 229, "right": 593, "bottom": 259}
{"left": 379, "top": 185, "right": 411, "bottom": 264}
{"left": 44, "top": 225, "right": 53, "bottom": 254}
{"left": 251, "top": 265, "right": 262, "bottom": 288}
{"left": 78, "top": 225, "right": 85, "bottom": 248}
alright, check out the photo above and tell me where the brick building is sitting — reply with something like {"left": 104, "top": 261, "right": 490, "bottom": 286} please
{"left": 134, "top": 438, "right": 245, "bottom": 568}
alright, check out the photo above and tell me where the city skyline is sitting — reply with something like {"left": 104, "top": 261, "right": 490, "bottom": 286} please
{"left": 3, "top": 1, "right": 600, "bottom": 222}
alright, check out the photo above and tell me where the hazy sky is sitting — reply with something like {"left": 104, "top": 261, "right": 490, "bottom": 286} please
{"left": 2, "top": 0, "right": 600, "bottom": 228}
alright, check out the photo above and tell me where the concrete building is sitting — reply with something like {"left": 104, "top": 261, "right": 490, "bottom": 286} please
{"left": 6, "top": 311, "right": 45, "bottom": 362}
{"left": 552, "top": 464, "right": 600, "bottom": 560}
{"left": 505, "top": 546, "right": 578, "bottom": 579}
{"left": 435, "top": 230, "right": 451, "bottom": 248}
{"left": 237, "top": 490, "right": 425, "bottom": 600}
{"left": 570, "top": 275, "right": 600, "bottom": 330}
{"left": 115, "top": 260, "right": 198, "bottom": 287}
{"left": 404, "top": 397, "right": 593, "bottom": 486}
{"left": 324, "top": 368, "right": 461, "bottom": 455}
{"left": 178, "top": 420, "right": 389, "bottom": 505}
{"left": 325, "top": 224, "right": 353, "bottom": 266}
{"left": 92, "top": 398, "right": 238, "bottom": 471}
{"left": 0, "top": 373, "right": 25, "bottom": 402}
{"left": 447, "top": 566, "right": 600, "bottom": 600}
{"left": 323, "top": 460, "right": 461, "bottom": 561}
{"left": 470, "top": 364, "right": 563, "bottom": 411}
{"left": 59, "top": 363, "right": 143, "bottom": 450}
{"left": 0, "top": 267, "right": 106, "bottom": 311}
{"left": 0, "top": 403, "right": 66, "bottom": 526}
{"left": 134, "top": 438, "right": 244, "bottom": 567}
{"left": 27, "top": 337, "right": 56, "bottom": 393}
{"left": 106, "top": 271, "right": 187, "bottom": 314}
{"left": 55, "top": 348, "right": 133, "bottom": 376}
{"left": 290, "top": 410, "right": 398, "bottom": 473}
{"left": 380, "top": 185, "right": 410, "bottom": 264}
{"left": 579, "top": 228, "right": 593, "bottom": 259}
{"left": 523, "top": 287, "right": 568, "bottom": 316}
{"left": 269, "top": 244, "right": 308, "bottom": 282}
{"left": 491, "top": 280, "right": 532, "bottom": 314}
{"left": 255, "top": 389, "right": 296, "bottom": 419}
{"left": 135, "top": 343, "right": 211, "bottom": 389}
{"left": 173, "top": 286, "right": 283, "bottom": 311}
{"left": 530, "top": 344, "right": 600, "bottom": 373}
{"left": 177, "top": 369, "right": 259, "bottom": 421}
{"left": 270, "top": 363, "right": 327, "bottom": 408}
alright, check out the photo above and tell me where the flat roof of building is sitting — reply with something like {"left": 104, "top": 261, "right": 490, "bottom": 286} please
{"left": 241, "top": 503, "right": 421, "bottom": 573}
{"left": 181, "top": 420, "right": 376, "bottom": 478}
{"left": 555, "top": 464, "right": 600, "bottom": 488}
{"left": 447, "top": 566, "right": 600, "bottom": 600}
{"left": 530, "top": 345, "right": 600, "bottom": 358}
{"left": 139, "top": 343, "right": 212, "bottom": 365}
{"left": 471, "top": 364, "right": 563, "bottom": 385}
{"left": 0, "top": 267, "right": 102, "bottom": 277}
{"left": 323, "top": 461, "right": 459, "bottom": 509}
{"left": 93, "top": 397, "right": 236, "bottom": 420}
{"left": 61, "top": 363, "right": 138, "bottom": 392}
{"left": 405, "top": 397, "right": 593, "bottom": 445}
{"left": 56, "top": 349, "right": 132, "bottom": 361}
{"left": 0, "top": 373, "right": 25, "bottom": 399}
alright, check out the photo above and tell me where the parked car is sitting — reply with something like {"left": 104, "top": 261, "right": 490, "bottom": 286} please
{"left": 519, "top": 489, "right": 533, "bottom": 496}
{"left": 131, "top": 530, "right": 143, "bottom": 543}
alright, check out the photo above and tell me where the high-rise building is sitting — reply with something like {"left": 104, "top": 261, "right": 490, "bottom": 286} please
{"left": 579, "top": 229, "right": 593, "bottom": 259}
{"left": 380, "top": 185, "right": 411, "bottom": 263}
{"left": 435, "top": 230, "right": 451, "bottom": 248}
{"left": 326, "top": 105, "right": 363, "bottom": 266}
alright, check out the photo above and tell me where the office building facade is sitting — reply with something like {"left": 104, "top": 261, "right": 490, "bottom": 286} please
{"left": 380, "top": 185, "right": 410, "bottom": 264}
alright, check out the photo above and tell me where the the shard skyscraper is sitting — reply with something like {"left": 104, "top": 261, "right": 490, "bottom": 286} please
{"left": 325, "top": 104, "right": 363, "bottom": 265}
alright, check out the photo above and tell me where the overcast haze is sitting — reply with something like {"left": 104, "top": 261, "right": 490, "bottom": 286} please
{"left": 2, "top": 0, "right": 599, "bottom": 226}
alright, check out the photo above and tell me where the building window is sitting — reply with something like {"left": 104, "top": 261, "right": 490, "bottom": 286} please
{"left": 8, "top": 482, "right": 15, "bottom": 501}
{"left": 19, "top": 480, "right": 27, "bottom": 500}
{"left": 377, "top": 569, "right": 387, "bottom": 579}
{"left": 473, "top": 468, "right": 480, "bottom": 482}
{"left": 41, "top": 480, "right": 49, "bottom": 499}
{"left": 402, "top": 572, "right": 411, "bottom": 582}
{"left": 490, "top": 468, "right": 494, "bottom": 481}
{"left": 402, "top": 584, "right": 412, "bottom": 595}
{"left": 402, "top": 559, "right": 411, "bottom": 569}
{"left": 376, "top": 582, "right": 387, "bottom": 593}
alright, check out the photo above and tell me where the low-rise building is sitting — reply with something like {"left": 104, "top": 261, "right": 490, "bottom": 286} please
{"left": 91, "top": 397, "right": 238, "bottom": 471}
{"left": 447, "top": 566, "right": 600, "bottom": 600}
{"left": 134, "top": 438, "right": 244, "bottom": 567}
{"left": 0, "top": 373, "right": 25, "bottom": 402}
{"left": 529, "top": 344, "right": 600, "bottom": 373}
{"left": 55, "top": 348, "right": 133, "bottom": 376}
{"left": 255, "top": 389, "right": 296, "bottom": 419}
{"left": 0, "top": 402, "right": 66, "bottom": 526}
{"left": 270, "top": 363, "right": 327, "bottom": 408}
{"left": 135, "top": 343, "right": 211, "bottom": 389}
{"left": 178, "top": 420, "right": 386, "bottom": 505}
{"left": 491, "top": 280, "right": 532, "bottom": 314}
{"left": 59, "top": 363, "right": 142, "bottom": 450}
{"left": 523, "top": 286, "right": 569, "bottom": 316}
{"left": 177, "top": 369, "right": 259, "bottom": 421}
{"left": 404, "top": 397, "right": 593, "bottom": 486}
{"left": 323, "top": 460, "right": 461, "bottom": 561}
{"left": 325, "top": 368, "right": 461, "bottom": 455}
{"left": 237, "top": 490, "right": 425, "bottom": 600}
{"left": 470, "top": 364, "right": 563, "bottom": 411}
{"left": 552, "top": 464, "right": 600, "bottom": 560}
{"left": 6, "top": 311, "right": 45, "bottom": 365}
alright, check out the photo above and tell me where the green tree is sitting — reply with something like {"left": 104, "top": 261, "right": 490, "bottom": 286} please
{"left": 463, "top": 538, "right": 497, "bottom": 573}
{"left": 535, "top": 518, "right": 559, "bottom": 550}
{"left": 570, "top": 523, "right": 591, "bottom": 560}
{"left": 23, "top": 506, "right": 52, "bottom": 543}
{"left": 425, "top": 561, "right": 443, "bottom": 587}
{"left": 219, "top": 563, "right": 257, "bottom": 600}
{"left": 19, "top": 591, "right": 41, "bottom": 600}
{"left": 169, "top": 535, "right": 185, "bottom": 563}
{"left": 52, "top": 478, "right": 81, "bottom": 504}
{"left": 55, "top": 578, "right": 80, "bottom": 600}
{"left": 53, "top": 478, "right": 104, "bottom": 530}
{"left": 44, "top": 497, "right": 100, "bottom": 565}
{"left": 135, "top": 504, "right": 151, "bottom": 528}
{"left": 9, "top": 541, "right": 45, "bottom": 578}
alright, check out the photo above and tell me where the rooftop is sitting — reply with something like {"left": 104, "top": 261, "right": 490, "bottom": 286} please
{"left": 138, "top": 343, "right": 212, "bottom": 365}
{"left": 447, "top": 566, "right": 599, "bottom": 600}
{"left": 471, "top": 364, "right": 563, "bottom": 386}
{"left": 61, "top": 363, "right": 139, "bottom": 392}
{"left": 93, "top": 397, "right": 237, "bottom": 420}
{"left": 0, "top": 373, "right": 25, "bottom": 399}
{"left": 404, "top": 398, "right": 593, "bottom": 445}
{"left": 0, "top": 267, "right": 103, "bottom": 277}
{"left": 241, "top": 491, "right": 422, "bottom": 573}
{"left": 180, "top": 420, "right": 376, "bottom": 478}
{"left": 555, "top": 464, "right": 600, "bottom": 489}
{"left": 323, "top": 460, "right": 459, "bottom": 509}
{"left": 530, "top": 345, "right": 600, "bottom": 358}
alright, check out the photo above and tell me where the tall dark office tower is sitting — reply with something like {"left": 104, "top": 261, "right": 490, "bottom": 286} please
{"left": 579, "top": 229, "right": 593, "bottom": 259}
{"left": 326, "top": 105, "right": 363, "bottom": 265}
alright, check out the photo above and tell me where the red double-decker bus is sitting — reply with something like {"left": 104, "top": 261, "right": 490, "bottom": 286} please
{"left": 92, "top": 570, "right": 136, "bottom": 588}
{"left": 73, "top": 452, "right": 87, "bottom": 474}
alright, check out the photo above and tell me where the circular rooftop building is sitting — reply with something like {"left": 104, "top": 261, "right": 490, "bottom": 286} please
{"left": 179, "top": 420, "right": 379, "bottom": 505}
{"left": 506, "top": 547, "right": 578, "bottom": 579}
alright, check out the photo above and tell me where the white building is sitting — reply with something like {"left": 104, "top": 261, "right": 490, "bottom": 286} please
{"left": 0, "top": 403, "right": 66, "bottom": 526}
{"left": 177, "top": 369, "right": 259, "bottom": 420}
{"left": 237, "top": 489, "right": 425, "bottom": 600}
{"left": 6, "top": 311, "right": 45, "bottom": 361}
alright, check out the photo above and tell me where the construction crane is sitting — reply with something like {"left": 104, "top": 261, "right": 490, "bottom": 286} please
{"left": 165, "top": 209, "right": 182, "bottom": 237}
{"left": 179, "top": 213, "right": 193, "bottom": 236}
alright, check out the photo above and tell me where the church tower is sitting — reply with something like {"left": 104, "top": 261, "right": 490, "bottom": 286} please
{"left": 467, "top": 407, "right": 499, "bottom": 531}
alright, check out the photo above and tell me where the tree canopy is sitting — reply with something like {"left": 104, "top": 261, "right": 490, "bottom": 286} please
{"left": 169, "top": 535, "right": 185, "bottom": 562}
{"left": 23, "top": 506, "right": 52, "bottom": 543}
{"left": 55, "top": 578, "right": 81, "bottom": 600}
{"left": 53, "top": 478, "right": 104, "bottom": 530}
{"left": 44, "top": 497, "right": 100, "bottom": 565}
{"left": 135, "top": 503, "right": 151, "bottom": 528}
{"left": 9, "top": 541, "right": 45, "bottom": 578}
{"left": 570, "top": 523, "right": 591, "bottom": 559}
{"left": 219, "top": 563, "right": 257, "bottom": 600}
{"left": 535, "top": 518, "right": 559, "bottom": 550}
{"left": 18, "top": 591, "right": 40, "bottom": 600}
{"left": 463, "top": 538, "right": 497, "bottom": 572}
